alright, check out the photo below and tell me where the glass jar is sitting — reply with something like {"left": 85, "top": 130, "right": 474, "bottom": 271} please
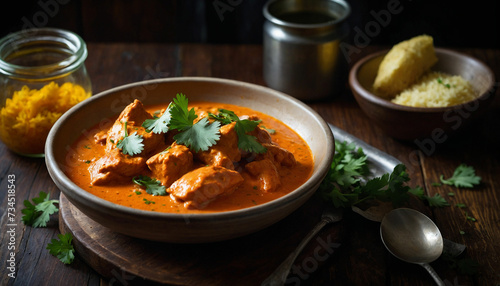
{"left": 0, "top": 28, "right": 92, "bottom": 157}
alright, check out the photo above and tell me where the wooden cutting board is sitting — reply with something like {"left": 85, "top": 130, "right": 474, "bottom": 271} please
{"left": 58, "top": 193, "right": 343, "bottom": 285}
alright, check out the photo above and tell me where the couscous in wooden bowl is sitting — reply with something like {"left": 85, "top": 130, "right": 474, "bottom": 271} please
{"left": 349, "top": 48, "right": 496, "bottom": 141}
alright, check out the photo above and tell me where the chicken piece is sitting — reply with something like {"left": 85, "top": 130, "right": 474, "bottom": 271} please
{"left": 169, "top": 166, "right": 244, "bottom": 209}
{"left": 94, "top": 130, "right": 107, "bottom": 145}
{"left": 243, "top": 143, "right": 296, "bottom": 192}
{"left": 247, "top": 126, "right": 272, "bottom": 144}
{"left": 90, "top": 100, "right": 167, "bottom": 185}
{"left": 261, "top": 143, "right": 296, "bottom": 167}
{"left": 117, "top": 99, "right": 152, "bottom": 125}
{"left": 146, "top": 143, "right": 193, "bottom": 187}
{"left": 245, "top": 158, "right": 281, "bottom": 192}
{"left": 195, "top": 122, "right": 241, "bottom": 169}
{"left": 106, "top": 99, "right": 165, "bottom": 156}
{"left": 90, "top": 148, "right": 147, "bottom": 185}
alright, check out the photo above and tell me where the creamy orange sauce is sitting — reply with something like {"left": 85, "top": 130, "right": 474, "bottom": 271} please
{"left": 65, "top": 102, "right": 314, "bottom": 213}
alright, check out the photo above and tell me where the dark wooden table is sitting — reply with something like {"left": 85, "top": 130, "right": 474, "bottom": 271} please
{"left": 1, "top": 43, "right": 499, "bottom": 286}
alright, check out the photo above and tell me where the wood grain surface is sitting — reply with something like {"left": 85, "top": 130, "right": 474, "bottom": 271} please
{"left": 0, "top": 43, "right": 499, "bottom": 286}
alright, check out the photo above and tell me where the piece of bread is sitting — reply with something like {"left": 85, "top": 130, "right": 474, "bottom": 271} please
{"left": 373, "top": 35, "right": 438, "bottom": 98}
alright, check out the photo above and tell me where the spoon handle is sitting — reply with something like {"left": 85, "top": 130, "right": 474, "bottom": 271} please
{"left": 420, "top": 263, "right": 445, "bottom": 286}
{"left": 261, "top": 217, "right": 333, "bottom": 286}
{"left": 261, "top": 207, "right": 342, "bottom": 286}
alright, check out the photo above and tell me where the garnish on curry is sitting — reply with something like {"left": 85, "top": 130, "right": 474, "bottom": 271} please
{"left": 65, "top": 94, "right": 314, "bottom": 213}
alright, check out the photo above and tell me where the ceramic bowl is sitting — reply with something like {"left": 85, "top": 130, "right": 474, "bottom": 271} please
{"left": 45, "top": 77, "right": 334, "bottom": 243}
{"left": 349, "top": 48, "right": 496, "bottom": 140}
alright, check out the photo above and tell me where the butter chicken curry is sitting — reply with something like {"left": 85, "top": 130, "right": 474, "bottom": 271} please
{"left": 65, "top": 94, "right": 314, "bottom": 214}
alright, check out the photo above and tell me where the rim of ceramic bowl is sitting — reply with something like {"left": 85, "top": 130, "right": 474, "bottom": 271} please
{"left": 349, "top": 48, "right": 496, "bottom": 113}
{"left": 45, "top": 76, "right": 334, "bottom": 223}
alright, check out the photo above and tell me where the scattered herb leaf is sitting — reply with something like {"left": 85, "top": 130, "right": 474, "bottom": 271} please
{"left": 318, "top": 141, "right": 411, "bottom": 208}
{"left": 116, "top": 121, "right": 144, "bottom": 156}
{"left": 46, "top": 233, "right": 75, "bottom": 264}
{"left": 424, "top": 193, "right": 450, "bottom": 207}
{"left": 21, "top": 191, "right": 59, "bottom": 228}
{"left": 440, "top": 164, "right": 481, "bottom": 188}
{"left": 168, "top": 94, "right": 221, "bottom": 152}
{"left": 142, "top": 105, "right": 172, "bottom": 134}
{"left": 173, "top": 117, "right": 221, "bottom": 152}
{"left": 210, "top": 109, "right": 267, "bottom": 154}
{"left": 160, "top": 146, "right": 172, "bottom": 154}
{"left": 133, "top": 175, "right": 167, "bottom": 196}
{"left": 261, "top": 125, "right": 276, "bottom": 135}
{"left": 408, "top": 187, "right": 450, "bottom": 207}
{"left": 437, "top": 78, "right": 451, "bottom": 88}
{"left": 464, "top": 211, "right": 477, "bottom": 222}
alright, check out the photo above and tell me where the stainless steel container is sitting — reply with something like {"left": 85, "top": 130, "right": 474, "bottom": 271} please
{"left": 263, "top": 0, "right": 350, "bottom": 101}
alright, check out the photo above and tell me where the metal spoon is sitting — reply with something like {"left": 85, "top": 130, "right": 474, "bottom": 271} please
{"left": 261, "top": 207, "right": 343, "bottom": 286}
{"left": 380, "top": 208, "right": 445, "bottom": 286}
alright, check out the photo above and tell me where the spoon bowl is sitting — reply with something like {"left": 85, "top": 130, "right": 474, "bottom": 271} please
{"left": 380, "top": 208, "right": 445, "bottom": 285}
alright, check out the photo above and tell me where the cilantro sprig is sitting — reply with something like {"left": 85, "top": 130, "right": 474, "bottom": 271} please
{"left": 440, "top": 164, "right": 481, "bottom": 188}
{"left": 21, "top": 191, "right": 59, "bottom": 228}
{"left": 318, "top": 141, "right": 411, "bottom": 208}
{"left": 142, "top": 105, "right": 172, "bottom": 134}
{"left": 169, "top": 94, "right": 221, "bottom": 152}
{"left": 409, "top": 187, "right": 450, "bottom": 207}
{"left": 141, "top": 94, "right": 221, "bottom": 152}
{"left": 116, "top": 121, "right": 144, "bottom": 156}
{"left": 22, "top": 192, "right": 75, "bottom": 265}
{"left": 209, "top": 109, "right": 267, "bottom": 154}
{"left": 133, "top": 175, "right": 167, "bottom": 196}
{"left": 47, "top": 233, "right": 75, "bottom": 265}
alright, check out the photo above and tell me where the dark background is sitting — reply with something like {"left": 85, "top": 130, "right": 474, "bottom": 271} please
{"left": 1, "top": 0, "right": 498, "bottom": 48}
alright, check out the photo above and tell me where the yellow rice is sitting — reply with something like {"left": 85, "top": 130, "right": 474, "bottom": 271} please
{"left": 0, "top": 82, "right": 90, "bottom": 155}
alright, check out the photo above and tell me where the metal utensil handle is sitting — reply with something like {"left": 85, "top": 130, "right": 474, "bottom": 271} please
{"left": 420, "top": 263, "right": 445, "bottom": 286}
{"left": 261, "top": 218, "right": 331, "bottom": 286}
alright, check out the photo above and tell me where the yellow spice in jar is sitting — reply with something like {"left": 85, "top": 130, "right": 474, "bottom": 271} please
{"left": 0, "top": 82, "right": 90, "bottom": 155}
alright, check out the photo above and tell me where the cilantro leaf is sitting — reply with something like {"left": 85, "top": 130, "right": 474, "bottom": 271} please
{"left": 321, "top": 141, "right": 368, "bottom": 188}
{"left": 47, "top": 233, "right": 75, "bottom": 264}
{"left": 142, "top": 104, "right": 172, "bottom": 134}
{"left": 167, "top": 94, "right": 221, "bottom": 152}
{"left": 209, "top": 108, "right": 240, "bottom": 124}
{"left": 408, "top": 186, "right": 450, "bottom": 207}
{"left": 408, "top": 186, "right": 425, "bottom": 199}
{"left": 425, "top": 193, "right": 450, "bottom": 207}
{"left": 331, "top": 155, "right": 367, "bottom": 187}
{"left": 133, "top": 175, "right": 167, "bottom": 196}
{"left": 22, "top": 191, "right": 59, "bottom": 228}
{"left": 210, "top": 109, "right": 267, "bottom": 154}
{"left": 234, "top": 120, "right": 267, "bottom": 154}
{"left": 440, "top": 164, "right": 481, "bottom": 188}
{"left": 319, "top": 187, "right": 356, "bottom": 208}
{"left": 116, "top": 121, "right": 144, "bottom": 156}
{"left": 173, "top": 117, "right": 221, "bottom": 152}
{"left": 318, "top": 140, "right": 411, "bottom": 208}
{"left": 169, "top": 93, "right": 198, "bottom": 131}
{"left": 354, "top": 164, "right": 410, "bottom": 207}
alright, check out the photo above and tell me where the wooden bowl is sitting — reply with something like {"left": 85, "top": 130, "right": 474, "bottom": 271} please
{"left": 45, "top": 77, "right": 334, "bottom": 243}
{"left": 349, "top": 48, "right": 496, "bottom": 140}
